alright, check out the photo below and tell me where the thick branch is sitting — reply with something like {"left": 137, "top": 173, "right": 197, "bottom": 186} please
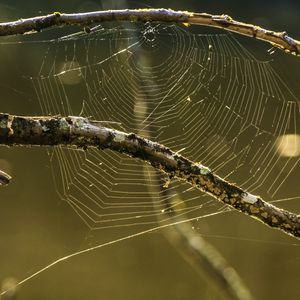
{"left": 0, "top": 113, "right": 299, "bottom": 239}
{"left": 0, "top": 9, "right": 299, "bottom": 57}
{"left": 165, "top": 220, "right": 254, "bottom": 300}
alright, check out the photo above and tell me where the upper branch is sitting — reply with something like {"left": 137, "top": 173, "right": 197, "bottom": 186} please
{"left": 0, "top": 8, "right": 299, "bottom": 56}
{"left": 0, "top": 113, "right": 299, "bottom": 239}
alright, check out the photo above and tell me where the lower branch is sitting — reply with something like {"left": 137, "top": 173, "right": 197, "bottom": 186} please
{"left": 0, "top": 113, "right": 299, "bottom": 239}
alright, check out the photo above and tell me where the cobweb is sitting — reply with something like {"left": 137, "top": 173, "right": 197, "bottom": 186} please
{"left": 1, "top": 16, "right": 300, "bottom": 300}
{"left": 20, "top": 22, "right": 299, "bottom": 232}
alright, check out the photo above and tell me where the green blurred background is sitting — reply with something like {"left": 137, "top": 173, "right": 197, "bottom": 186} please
{"left": 0, "top": 1, "right": 300, "bottom": 299}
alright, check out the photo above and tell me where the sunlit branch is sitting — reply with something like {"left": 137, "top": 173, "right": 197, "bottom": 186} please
{"left": 0, "top": 9, "right": 299, "bottom": 57}
{"left": 0, "top": 113, "right": 299, "bottom": 240}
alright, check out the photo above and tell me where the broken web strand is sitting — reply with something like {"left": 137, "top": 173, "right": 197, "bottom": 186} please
{"left": 0, "top": 210, "right": 227, "bottom": 297}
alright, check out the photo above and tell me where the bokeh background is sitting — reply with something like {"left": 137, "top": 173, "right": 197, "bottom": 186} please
{"left": 0, "top": 1, "right": 300, "bottom": 299}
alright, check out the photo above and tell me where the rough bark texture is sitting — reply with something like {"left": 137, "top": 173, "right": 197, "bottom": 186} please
{"left": 0, "top": 9, "right": 299, "bottom": 56}
{"left": 0, "top": 113, "right": 299, "bottom": 239}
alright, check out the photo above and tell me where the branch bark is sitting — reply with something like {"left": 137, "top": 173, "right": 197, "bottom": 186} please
{"left": 0, "top": 9, "right": 299, "bottom": 57}
{"left": 0, "top": 169, "right": 11, "bottom": 185}
{"left": 0, "top": 113, "right": 299, "bottom": 239}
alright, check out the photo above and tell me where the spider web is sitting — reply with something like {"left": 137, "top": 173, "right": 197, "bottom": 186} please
{"left": 22, "top": 22, "right": 300, "bottom": 231}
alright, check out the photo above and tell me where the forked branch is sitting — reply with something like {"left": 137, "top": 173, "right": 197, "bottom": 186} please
{"left": 0, "top": 113, "right": 299, "bottom": 239}
{"left": 0, "top": 9, "right": 299, "bottom": 56}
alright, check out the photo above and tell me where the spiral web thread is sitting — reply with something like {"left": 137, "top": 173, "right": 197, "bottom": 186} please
{"left": 26, "top": 23, "right": 300, "bottom": 230}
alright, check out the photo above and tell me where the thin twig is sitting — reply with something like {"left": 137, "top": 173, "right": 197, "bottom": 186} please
{"left": 0, "top": 9, "right": 299, "bottom": 56}
{"left": 0, "top": 113, "right": 299, "bottom": 239}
